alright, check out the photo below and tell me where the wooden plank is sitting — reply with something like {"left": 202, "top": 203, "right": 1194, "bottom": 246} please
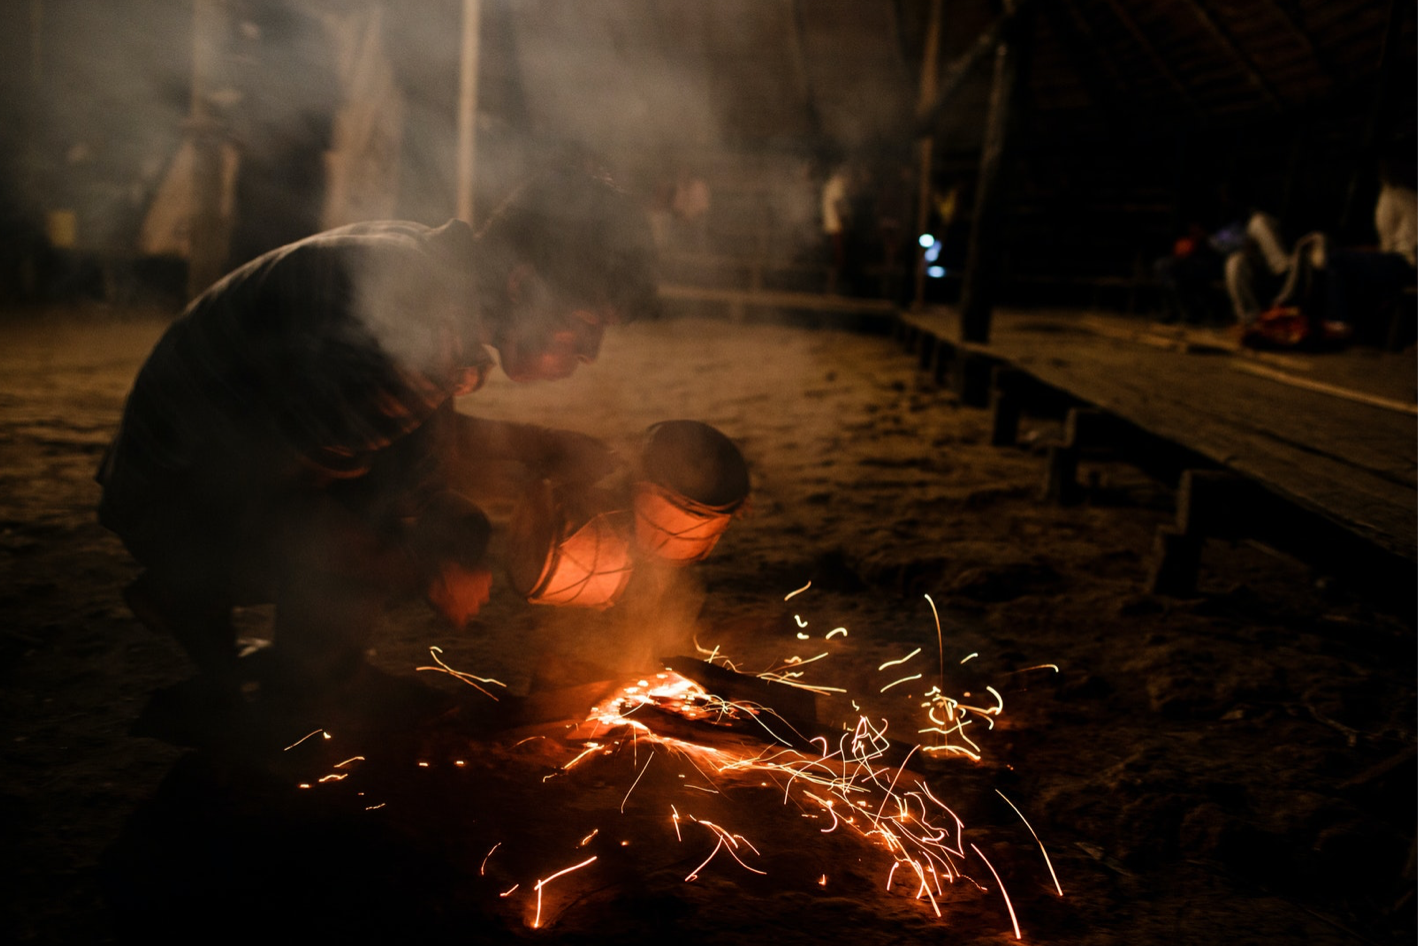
{"left": 1232, "top": 361, "right": 1418, "bottom": 416}
{"left": 899, "top": 308, "right": 1416, "bottom": 561}
{"left": 999, "top": 331, "right": 1415, "bottom": 487}
{"left": 1001, "top": 341, "right": 1415, "bottom": 558}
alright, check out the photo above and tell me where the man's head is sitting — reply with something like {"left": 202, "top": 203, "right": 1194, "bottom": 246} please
{"left": 478, "top": 158, "right": 659, "bottom": 382}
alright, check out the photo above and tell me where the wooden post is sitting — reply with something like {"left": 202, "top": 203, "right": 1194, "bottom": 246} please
{"left": 456, "top": 0, "right": 482, "bottom": 225}
{"left": 989, "top": 366, "right": 1026, "bottom": 446}
{"left": 1175, "top": 469, "right": 1249, "bottom": 538}
{"left": 958, "top": 0, "right": 1033, "bottom": 345}
{"left": 911, "top": 0, "right": 944, "bottom": 312}
{"left": 1146, "top": 469, "right": 1250, "bottom": 596}
{"left": 187, "top": 0, "right": 228, "bottom": 301}
{"left": 1145, "top": 527, "right": 1203, "bottom": 597}
{"left": 953, "top": 351, "right": 993, "bottom": 407}
{"left": 1040, "top": 406, "right": 1106, "bottom": 504}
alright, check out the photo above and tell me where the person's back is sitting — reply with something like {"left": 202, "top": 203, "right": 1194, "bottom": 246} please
{"left": 98, "top": 220, "right": 484, "bottom": 557}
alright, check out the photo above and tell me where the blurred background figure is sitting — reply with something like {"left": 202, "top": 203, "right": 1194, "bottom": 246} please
{"left": 818, "top": 148, "right": 852, "bottom": 294}
{"left": 669, "top": 167, "right": 711, "bottom": 252}
{"left": 1322, "top": 157, "right": 1417, "bottom": 343}
{"left": 1223, "top": 210, "right": 1291, "bottom": 327}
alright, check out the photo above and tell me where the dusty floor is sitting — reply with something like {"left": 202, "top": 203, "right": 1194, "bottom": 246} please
{"left": 1, "top": 305, "right": 1413, "bottom": 945}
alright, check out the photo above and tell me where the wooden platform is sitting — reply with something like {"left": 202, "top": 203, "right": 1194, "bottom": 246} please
{"left": 659, "top": 283, "right": 898, "bottom": 323}
{"left": 899, "top": 307, "right": 1417, "bottom": 565}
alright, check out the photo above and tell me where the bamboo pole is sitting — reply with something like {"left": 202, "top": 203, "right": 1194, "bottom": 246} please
{"left": 911, "top": 0, "right": 943, "bottom": 312}
{"left": 456, "top": 0, "right": 482, "bottom": 225}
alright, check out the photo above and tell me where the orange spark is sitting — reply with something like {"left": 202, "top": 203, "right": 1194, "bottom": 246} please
{"left": 783, "top": 580, "right": 812, "bottom": 601}
{"left": 924, "top": 593, "right": 944, "bottom": 690}
{"left": 621, "top": 751, "right": 656, "bottom": 812}
{"left": 880, "top": 673, "right": 922, "bottom": 693}
{"left": 997, "top": 789, "right": 1063, "bottom": 896}
{"left": 878, "top": 647, "right": 922, "bottom": 671}
{"left": 283, "top": 728, "right": 329, "bottom": 751}
{"left": 971, "top": 842, "right": 1022, "bottom": 940}
{"left": 415, "top": 645, "right": 506, "bottom": 701}
{"left": 531, "top": 856, "right": 597, "bottom": 929}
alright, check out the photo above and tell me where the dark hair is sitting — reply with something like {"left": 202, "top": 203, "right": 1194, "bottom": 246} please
{"left": 479, "top": 156, "right": 660, "bottom": 321}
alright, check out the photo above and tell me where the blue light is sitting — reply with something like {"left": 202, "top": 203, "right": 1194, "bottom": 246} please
{"left": 927, "top": 265, "right": 946, "bottom": 279}
{"left": 918, "top": 233, "right": 935, "bottom": 248}
{"left": 924, "top": 241, "right": 941, "bottom": 263}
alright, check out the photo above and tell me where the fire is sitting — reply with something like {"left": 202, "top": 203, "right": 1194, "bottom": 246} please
{"left": 280, "top": 585, "right": 1059, "bottom": 938}
{"left": 544, "top": 664, "right": 1033, "bottom": 936}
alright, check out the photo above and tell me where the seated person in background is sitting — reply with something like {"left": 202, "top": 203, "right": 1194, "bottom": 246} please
{"left": 1154, "top": 216, "right": 1244, "bottom": 326}
{"left": 1323, "top": 163, "right": 1417, "bottom": 341}
{"left": 1254, "top": 160, "right": 1416, "bottom": 347}
{"left": 97, "top": 157, "right": 659, "bottom": 696}
{"left": 1223, "top": 211, "right": 1291, "bottom": 327}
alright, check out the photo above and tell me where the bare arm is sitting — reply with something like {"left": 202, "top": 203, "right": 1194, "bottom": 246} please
{"left": 442, "top": 413, "right": 623, "bottom": 486}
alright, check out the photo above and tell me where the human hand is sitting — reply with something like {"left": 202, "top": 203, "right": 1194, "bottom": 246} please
{"left": 427, "top": 562, "right": 493, "bottom": 630}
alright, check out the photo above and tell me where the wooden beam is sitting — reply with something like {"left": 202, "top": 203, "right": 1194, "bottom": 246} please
{"left": 913, "top": 11, "right": 1008, "bottom": 135}
{"left": 1095, "top": 0, "right": 1201, "bottom": 115}
{"left": 958, "top": 1, "right": 1035, "bottom": 345}
{"left": 1183, "top": 0, "right": 1283, "bottom": 110}
{"left": 1042, "top": 0, "right": 1133, "bottom": 131}
{"left": 1263, "top": 0, "right": 1336, "bottom": 85}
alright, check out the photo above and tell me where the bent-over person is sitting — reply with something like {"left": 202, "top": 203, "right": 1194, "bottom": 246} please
{"left": 97, "top": 161, "right": 658, "bottom": 696}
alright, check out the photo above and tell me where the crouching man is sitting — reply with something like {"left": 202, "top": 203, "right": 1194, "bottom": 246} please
{"left": 97, "top": 158, "right": 658, "bottom": 694}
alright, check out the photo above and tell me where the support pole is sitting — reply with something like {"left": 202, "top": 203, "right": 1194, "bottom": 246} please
{"left": 456, "top": 0, "right": 482, "bottom": 226}
{"left": 958, "top": 1, "right": 1033, "bottom": 345}
{"left": 187, "top": 0, "right": 228, "bottom": 301}
{"left": 911, "top": 0, "right": 944, "bottom": 311}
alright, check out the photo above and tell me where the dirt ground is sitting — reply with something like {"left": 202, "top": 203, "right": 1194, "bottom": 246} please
{"left": 1, "top": 305, "right": 1413, "bottom": 945}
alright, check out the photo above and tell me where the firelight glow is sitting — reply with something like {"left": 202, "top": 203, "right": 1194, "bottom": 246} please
{"left": 313, "top": 590, "right": 1057, "bottom": 937}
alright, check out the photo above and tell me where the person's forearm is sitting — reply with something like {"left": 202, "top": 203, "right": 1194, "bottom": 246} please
{"left": 444, "top": 414, "right": 559, "bottom": 465}
{"left": 441, "top": 413, "right": 620, "bottom": 485}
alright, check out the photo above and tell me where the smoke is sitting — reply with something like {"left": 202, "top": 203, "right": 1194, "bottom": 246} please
{"left": 605, "top": 558, "right": 709, "bottom": 675}
{"left": 8, "top": 0, "right": 915, "bottom": 291}
{"left": 8, "top": 0, "right": 192, "bottom": 249}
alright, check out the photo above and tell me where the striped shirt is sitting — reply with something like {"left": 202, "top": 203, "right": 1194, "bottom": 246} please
{"left": 98, "top": 219, "right": 491, "bottom": 552}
